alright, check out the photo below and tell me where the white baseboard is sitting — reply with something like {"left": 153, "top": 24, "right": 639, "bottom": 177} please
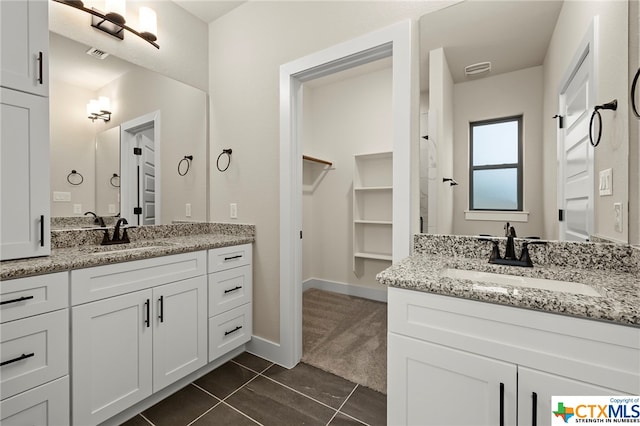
{"left": 245, "top": 335, "right": 293, "bottom": 368}
{"left": 303, "top": 278, "right": 388, "bottom": 302}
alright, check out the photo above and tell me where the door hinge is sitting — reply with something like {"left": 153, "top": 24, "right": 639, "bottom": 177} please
{"left": 133, "top": 147, "right": 142, "bottom": 155}
{"left": 134, "top": 207, "right": 142, "bottom": 215}
{"left": 553, "top": 114, "right": 564, "bottom": 129}
{"left": 300, "top": 230, "right": 303, "bottom": 239}
{"left": 558, "top": 209, "right": 564, "bottom": 222}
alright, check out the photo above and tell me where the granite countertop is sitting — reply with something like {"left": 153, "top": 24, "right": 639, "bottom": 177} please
{"left": 1, "top": 223, "right": 255, "bottom": 280}
{"left": 377, "top": 253, "right": 640, "bottom": 327}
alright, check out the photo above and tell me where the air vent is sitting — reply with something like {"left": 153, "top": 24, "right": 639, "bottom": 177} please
{"left": 86, "top": 47, "right": 110, "bottom": 60}
{"left": 464, "top": 61, "right": 491, "bottom": 76}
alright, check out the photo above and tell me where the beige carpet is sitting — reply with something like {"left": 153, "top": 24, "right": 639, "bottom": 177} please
{"left": 302, "top": 288, "right": 387, "bottom": 394}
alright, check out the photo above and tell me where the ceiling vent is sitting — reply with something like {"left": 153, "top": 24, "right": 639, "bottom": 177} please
{"left": 465, "top": 61, "right": 491, "bottom": 77}
{"left": 86, "top": 47, "right": 110, "bottom": 60}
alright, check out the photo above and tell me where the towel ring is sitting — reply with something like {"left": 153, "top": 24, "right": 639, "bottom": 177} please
{"left": 217, "top": 149, "right": 232, "bottom": 172}
{"left": 178, "top": 155, "right": 193, "bottom": 176}
{"left": 67, "top": 170, "right": 84, "bottom": 186}
{"left": 110, "top": 173, "right": 120, "bottom": 188}
{"left": 631, "top": 68, "right": 640, "bottom": 118}
{"left": 589, "top": 99, "right": 617, "bottom": 147}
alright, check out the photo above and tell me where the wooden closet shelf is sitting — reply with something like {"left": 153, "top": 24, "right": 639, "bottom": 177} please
{"left": 303, "top": 155, "right": 333, "bottom": 167}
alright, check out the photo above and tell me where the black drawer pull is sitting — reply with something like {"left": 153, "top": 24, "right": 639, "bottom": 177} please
{"left": 40, "top": 214, "right": 45, "bottom": 247}
{"left": 1, "top": 352, "right": 35, "bottom": 367}
{"left": 144, "top": 299, "right": 150, "bottom": 328}
{"left": 0, "top": 295, "right": 35, "bottom": 305}
{"left": 158, "top": 295, "right": 164, "bottom": 323}
{"left": 37, "top": 51, "right": 43, "bottom": 84}
{"left": 224, "top": 325, "right": 243, "bottom": 336}
{"left": 224, "top": 254, "right": 242, "bottom": 261}
{"left": 499, "top": 382, "right": 505, "bottom": 426}
{"left": 224, "top": 286, "right": 242, "bottom": 294}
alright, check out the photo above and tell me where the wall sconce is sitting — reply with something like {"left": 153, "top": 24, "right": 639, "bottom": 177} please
{"left": 52, "top": 0, "right": 159, "bottom": 49}
{"left": 87, "top": 96, "right": 111, "bottom": 122}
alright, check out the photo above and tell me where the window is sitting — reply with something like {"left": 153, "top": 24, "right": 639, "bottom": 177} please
{"left": 469, "top": 116, "right": 523, "bottom": 211}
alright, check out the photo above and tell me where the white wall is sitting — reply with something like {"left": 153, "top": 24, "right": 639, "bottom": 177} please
{"left": 50, "top": 79, "right": 96, "bottom": 217}
{"left": 630, "top": 0, "right": 640, "bottom": 245}
{"left": 302, "top": 62, "right": 393, "bottom": 289}
{"left": 452, "top": 66, "right": 544, "bottom": 238}
{"left": 208, "top": 1, "right": 453, "bottom": 343}
{"left": 429, "top": 47, "right": 454, "bottom": 235}
{"left": 49, "top": 0, "right": 209, "bottom": 92}
{"left": 542, "top": 0, "right": 629, "bottom": 243}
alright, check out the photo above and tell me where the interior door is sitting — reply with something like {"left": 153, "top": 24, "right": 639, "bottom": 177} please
{"left": 558, "top": 50, "right": 593, "bottom": 241}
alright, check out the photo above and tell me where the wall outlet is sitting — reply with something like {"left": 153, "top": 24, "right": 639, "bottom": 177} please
{"left": 108, "top": 204, "right": 116, "bottom": 214}
{"left": 230, "top": 203, "right": 238, "bottom": 219}
{"left": 599, "top": 168, "right": 612, "bottom": 196}
{"left": 73, "top": 204, "right": 82, "bottom": 214}
{"left": 185, "top": 203, "right": 192, "bottom": 217}
{"left": 53, "top": 191, "right": 71, "bottom": 202}
{"left": 614, "top": 202, "right": 623, "bottom": 233}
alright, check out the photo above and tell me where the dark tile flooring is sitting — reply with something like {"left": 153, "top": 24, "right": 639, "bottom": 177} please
{"left": 121, "top": 352, "right": 386, "bottom": 426}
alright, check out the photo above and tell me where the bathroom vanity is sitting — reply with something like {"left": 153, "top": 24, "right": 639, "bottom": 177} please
{"left": 0, "top": 223, "right": 254, "bottom": 426}
{"left": 379, "top": 234, "right": 640, "bottom": 426}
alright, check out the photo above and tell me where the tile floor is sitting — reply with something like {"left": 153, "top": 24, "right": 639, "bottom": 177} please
{"left": 121, "top": 352, "right": 387, "bottom": 426}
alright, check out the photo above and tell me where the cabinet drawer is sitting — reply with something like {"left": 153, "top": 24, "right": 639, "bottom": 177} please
{"left": 208, "top": 244, "right": 252, "bottom": 273}
{"left": 0, "top": 309, "right": 68, "bottom": 399}
{"left": 0, "top": 272, "right": 68, "bottom": 323}
{"left": 209, "top": 303, "right": 252, "bottom": 362}
{"left": 209, "top": 265, "right": 252, "bottom": 315}
{"left": 71, "top": 251, "right": 206, "bottom": 305}
{"left": 0, "top": 376, "right": 69, "bottom": 425}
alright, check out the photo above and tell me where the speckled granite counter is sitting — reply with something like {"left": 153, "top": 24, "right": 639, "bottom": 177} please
{"left": 0, "top": 223, "right": 255, "bottom": 280}
{"left": 377, "top": 234, "right": 640, "bottom": 327}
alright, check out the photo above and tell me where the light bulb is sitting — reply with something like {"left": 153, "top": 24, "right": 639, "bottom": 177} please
{"left": 139, "top": 7, "right": 157, "bottom": 42}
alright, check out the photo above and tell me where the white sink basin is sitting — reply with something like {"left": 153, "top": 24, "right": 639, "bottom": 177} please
{"left": 440, "top": 268, "right": 602, "bottom": 297}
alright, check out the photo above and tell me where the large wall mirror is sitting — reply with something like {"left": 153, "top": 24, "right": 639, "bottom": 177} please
{"left": 49, "top": 32, "right": 208, "bottom": 226}
{"left": 419, "top": 0, "right": 631, "bottom": 244}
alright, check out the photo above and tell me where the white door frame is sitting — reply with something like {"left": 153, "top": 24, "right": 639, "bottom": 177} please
{"left": 274, "top": 20, "right": 415, "bottom": 368}
{"left": 120, "top": 111, "right": 161, "bottom": 225}
{"left": 557, "top": 19, "right": 597, "bottom": 241}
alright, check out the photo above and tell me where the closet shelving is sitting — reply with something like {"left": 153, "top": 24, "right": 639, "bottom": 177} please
{"left": 353, "top": 151, "right": 393, "bottom": 273}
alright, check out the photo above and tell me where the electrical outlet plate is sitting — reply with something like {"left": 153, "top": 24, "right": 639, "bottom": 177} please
{"left": 614, "top": 203, "right": 623, "bottom": 233}
{"left": 185, "top": 203, "right": 192, "bottom": 217}
{"left": 73, "top": 204, "right": 82, "bottom": 214}
{"left": 230, "top": 203, "right": 238, "bottom": 219}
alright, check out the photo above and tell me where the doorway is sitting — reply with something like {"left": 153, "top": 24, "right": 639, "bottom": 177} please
{"left": 120, "top": 111, "right": 161, "bottom": 226}
{"left": 272, "top": 20, "right": 416, "bottom": 369}
{"left": 558, "top": 21, "right": 596, "bottom": 241}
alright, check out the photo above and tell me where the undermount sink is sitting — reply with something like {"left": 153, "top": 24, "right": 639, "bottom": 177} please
{"left": 87, "top": 241, "right": 175, "bottom": 255}
{"left": 440, "top": 268, "right": 602, "bottom": 297}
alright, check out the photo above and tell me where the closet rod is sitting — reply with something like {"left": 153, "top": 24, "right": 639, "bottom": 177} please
{"left": 303, "top": 155, "right": 333, "bottom": 167}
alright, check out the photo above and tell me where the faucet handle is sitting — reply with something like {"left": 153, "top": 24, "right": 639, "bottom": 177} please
{"left": 478, "top": 237, "right": 501, "bottom": 262}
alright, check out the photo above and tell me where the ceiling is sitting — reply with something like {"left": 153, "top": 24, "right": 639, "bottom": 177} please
{"left": 172, "top": 0, "right": 246, "bottom": 23}
{"left": 420, "top": 0, "right": 564, "bottom": 89}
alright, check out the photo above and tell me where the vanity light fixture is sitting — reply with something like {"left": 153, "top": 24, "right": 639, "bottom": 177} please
{"left": 87, "top": 96, "right": 112, "bottom": 122}
{"left": 52, "top": 0, "right": 159, "bottom": 49}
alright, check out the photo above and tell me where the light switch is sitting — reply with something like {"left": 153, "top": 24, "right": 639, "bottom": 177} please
{"left": 599, "top": 168, "right": 612, "bottom": 196}
{"left": 53, "top": 191, "right": 71, "bottom": 202}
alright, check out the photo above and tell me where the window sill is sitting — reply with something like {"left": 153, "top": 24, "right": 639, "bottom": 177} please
{"left": 464, "top": 210, "right": 529, "bottom": 222}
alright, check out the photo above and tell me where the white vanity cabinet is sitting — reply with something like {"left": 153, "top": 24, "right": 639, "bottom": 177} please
{"left": 0, "top": 0, "right": 50, "bottom": 261}
{"left": 387, "top": 287, "right": 640, "bottom": 426}
{"left": 0, "top": 273, "right": 70, "bottom": 425}
{"left": 71, "top": 252, "right": 208, "bottom": 426}
{"left": 0, "top": 0, "right": 49, "bottom": 96}
{"left": 208, "top": 244, "right": 253, "bottom": 361}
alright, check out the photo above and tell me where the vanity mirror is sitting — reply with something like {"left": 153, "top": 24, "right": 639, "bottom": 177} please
{"left": 49, "top": 32, "right": 208, "bottom": 226}
{"left": 419, "top": 0, "right": 631, "bottom": 244}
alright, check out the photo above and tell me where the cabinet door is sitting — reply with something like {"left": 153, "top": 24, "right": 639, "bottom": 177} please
{"left": 0, "top": 88, "right": 50, "bottom": 260}
{"left": 0, "top": 0, "right": 48, "bottom": 96}
{"left": 153, "top": 276, "right": 207, "bottom": 392}
{"left": 72, "top": 290, "right": 153, "bottom": 426}
{"left": 518, "top": 366, "right": 629, "bottom": 426}
{"left": 388, "top": 333, "right": 517, "bottom": 426}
